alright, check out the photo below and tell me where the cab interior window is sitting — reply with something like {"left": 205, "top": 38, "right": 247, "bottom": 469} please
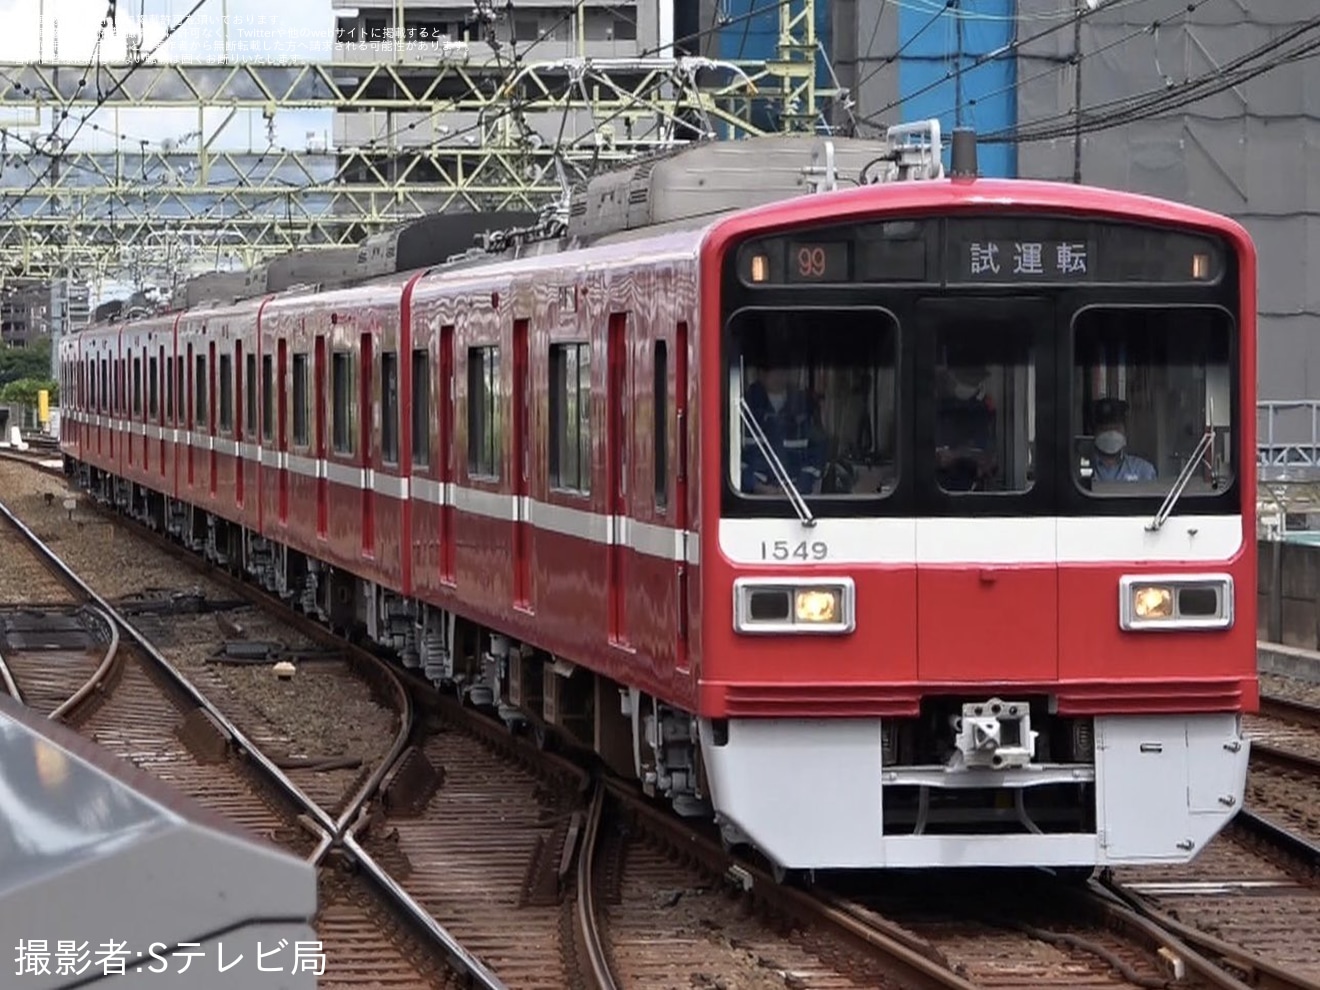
{"left": 933, "top": 325, "right": 1036, "bottom": 495}
{"left": 1072, "top": 306, "right": 1234, "bottom": 497}
{"left": 727, "top": 308, "right": 898, "bottom": 499}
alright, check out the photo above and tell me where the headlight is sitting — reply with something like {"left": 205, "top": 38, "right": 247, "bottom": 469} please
{"left": 1133, "top": 586, "right": 1173, "bottom": 620}
{"left": 795, "top": 589, "right": 839, "bottom": 623}
{"left": 734, "top": 578, "right": 855, "bottom": 634}
{"left": 1119, "top": 574, "right": 1234, "bottom": 631}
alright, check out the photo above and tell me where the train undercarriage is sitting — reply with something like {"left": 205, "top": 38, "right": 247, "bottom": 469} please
{"left": 70, "top": 461, "right": 1250, "bottom": 877}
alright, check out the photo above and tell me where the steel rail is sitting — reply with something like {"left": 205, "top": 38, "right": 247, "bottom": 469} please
{"left": 1251, "top": 740, "right": 1320, "bottom": 775}
{"left": 0, "top": 646, "right": 21, "bottom": 702}
{"left": 576, "top": 783, "right": 620, "bottom": 990}
{"left": 0, "top": 481, "right": 513, "bottom": 990}
{"left": 47, "top": 605, "right": 120, "bottom": 721}
{"left": 1233, "top": 807, "right": 1320, "bottom": 867}
{"left": 1259, "top": 693, "right": 1320, "bottom": 732}
{"left": 0, "top": 494, "right": 341, "bottom": 841}
{"left": 599, "top": 777, "right": 982, "bottom": 990}
{"left": 1094, "top": 875, "right": 1320, "bottom": 990}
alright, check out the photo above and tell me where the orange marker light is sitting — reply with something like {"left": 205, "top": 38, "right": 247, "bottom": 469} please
{"left": 750, "top": 254, "right": 769, "bottom": 283}
{"left": 1192, "top": 253, "right": 1210, "bottom": 279}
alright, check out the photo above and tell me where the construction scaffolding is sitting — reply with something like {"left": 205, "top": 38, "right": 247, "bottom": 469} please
{"left": 0, "top": 0, "right": 839, "bottom": 288}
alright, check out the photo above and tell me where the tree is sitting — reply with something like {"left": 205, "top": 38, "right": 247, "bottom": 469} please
{"left": 0, "top": 338, "right": 53, "bottom": 387}
{"left": 0, "top": 377, "right": 58, "bottom": 407}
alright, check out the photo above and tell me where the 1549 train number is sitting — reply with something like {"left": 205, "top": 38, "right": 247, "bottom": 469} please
{"left": 759, "top": 540, "right": 829, "bottom": 561}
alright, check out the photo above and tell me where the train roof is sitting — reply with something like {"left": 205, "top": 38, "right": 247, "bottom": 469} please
{"left": 73, "top": 123, "right": 1253, "bottom": 339}
{"left": 83, "top": 127, "right": 938, "bottom": 331}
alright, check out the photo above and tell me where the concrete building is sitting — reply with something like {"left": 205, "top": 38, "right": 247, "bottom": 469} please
{"left": 831, "top": 0, "right": 1320, "bottom": 453}
{"left": 329, "top": 1, "right": 672, "bottom": 213}
{"left": 1, "top": 278, "right": 89, "bottom": 348}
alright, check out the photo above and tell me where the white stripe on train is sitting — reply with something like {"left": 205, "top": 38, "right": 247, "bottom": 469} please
{"left": 65, "top": 410, "right": 1245, "bottom": 566}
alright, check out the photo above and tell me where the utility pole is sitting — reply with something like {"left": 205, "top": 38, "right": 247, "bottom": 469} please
{"left": 954, "top": 0, "right": 964, "bottom": 127}
{"left": 1072, "top": 5, "right": 1083, "bottom": 183}
{"left": 49, "top": 276, "right": 65, "bottom": 383}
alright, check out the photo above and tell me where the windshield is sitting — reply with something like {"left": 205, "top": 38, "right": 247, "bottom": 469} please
{"left": 727, "top": 308, "right": 899, "bottom": 498}
{"left": 1072, "top": 306, "right": 1234, "bottom": 498}
{"left": 934, "top": 319, "right": 1037, "bottom": 495}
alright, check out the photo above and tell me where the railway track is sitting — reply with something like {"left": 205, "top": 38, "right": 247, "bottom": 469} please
{"left": 0, "top": 458, "right": 977, "bottom": 989}
{"left": 0, "top": 494, "right": 500, "bottom": 990}
{"left": 8, "top": 454, "right": 1320, "bottom": 990}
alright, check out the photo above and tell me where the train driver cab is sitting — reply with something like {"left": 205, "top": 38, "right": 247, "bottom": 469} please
{"left": 1071, "top": 306, "right": 1234, "bottom": 499}
{"left": 730, "top": 310, "right": 899, "bottom": 501}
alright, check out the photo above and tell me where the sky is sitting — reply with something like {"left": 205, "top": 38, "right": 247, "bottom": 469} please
{"left": 0, "top": 0, "right": 339, "bottom": 152}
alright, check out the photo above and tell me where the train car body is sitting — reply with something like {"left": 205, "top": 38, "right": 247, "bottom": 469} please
{"left": 60, "top": 128, "right": 1257, "bottom": 875}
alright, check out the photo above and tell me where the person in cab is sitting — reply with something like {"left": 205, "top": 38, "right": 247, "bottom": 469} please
{"left": 935, "top": 363, "right": 998, "bottom": 492}
{"left": 742, "top": 362, "right": 827, "bottom": 496}
{"left": 1091, "top": 397, "right": 1157, "bottom": 482}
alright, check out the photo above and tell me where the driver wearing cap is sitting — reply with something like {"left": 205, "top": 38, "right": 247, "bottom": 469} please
{"left": 1091, "top": 397, "right": 1156, "bottom": 482}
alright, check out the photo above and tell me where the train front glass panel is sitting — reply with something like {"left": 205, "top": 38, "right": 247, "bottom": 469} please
{"left": 720, "top": 215, "right": 1240, "bottom": 521}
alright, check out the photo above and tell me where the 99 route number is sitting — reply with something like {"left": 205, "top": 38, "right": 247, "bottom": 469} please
{"left": 760, "top": 540, "right": 829, "bottom": 562}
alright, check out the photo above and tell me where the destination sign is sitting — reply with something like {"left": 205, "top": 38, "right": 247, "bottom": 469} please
{"left": 733, "top": 217, "right": 1226, "bottom": 288}
{"left": 786, "top": 240, "right": 850, "bottom": 283}
{"left": 957, "top": 239, "right": 1096, "bottom": 282}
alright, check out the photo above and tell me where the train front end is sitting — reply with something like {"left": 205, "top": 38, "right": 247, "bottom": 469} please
{"left": 696, "top": 179, "right": 1257, "bottom": 873}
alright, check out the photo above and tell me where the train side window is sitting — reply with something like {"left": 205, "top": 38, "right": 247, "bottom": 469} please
{"left": 261, "top": 355, "right": 274, "bottom": 442}
{"left": 411, "top": 348, "right": 430, "bottom": 467}
{"left": 467, "top": 345, "right": 501, "bottom": 478}
{"left": 654, "top": 339, "right": 667, "bottom": 508}
{"left": 219, "top": 353, "right": 234, "bottom": 431}
{"left": 133, "top": 357, "right": 142, "bottom": 417}
{"left": 332, "top": 350, "right": 353, "bottom": 455}
{"left": 175, "top": 357, "right": 184, "bottom": 425}
{"left": 292, "top": 353, "right": 309, "bottom": 446}
{"left": 148, "top": 355, "right": 158, "bottom": 418}
{"left": 245, "top": 353, "right": 258, "bottom": 436}
{"left": 100, "top": 359, "right": 108, "bottom": 413}
{"left": 381, "top": 350, "right": 399, "bottom": 464}
{"left": 195, "top": 353, "right": 208, "bottom": 428}
{"left": 549, "top": 342, "right": 591, "bottom": 494}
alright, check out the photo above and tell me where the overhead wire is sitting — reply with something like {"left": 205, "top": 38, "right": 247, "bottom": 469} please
{"left": 0, "top": 0, "right": 215, "bottom": 225}
{"left": 922, "top": 0, "right": 1219, "bottom": 131}
{"left": 853, "top": 0, "right": 1159, "bottom": 130}
{"left": 992, "top": 13, "right": 1320, "bottom": 144}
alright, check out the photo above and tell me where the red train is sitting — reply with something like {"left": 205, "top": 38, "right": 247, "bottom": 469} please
{"left": 59, "top": 127, "right": 1257, "bottom": 875}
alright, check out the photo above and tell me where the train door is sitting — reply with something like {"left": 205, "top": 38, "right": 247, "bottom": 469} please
{"left": 439, "top": 325, "right": 455, "bottom": 584}
{"left": 315, "top": 334, "right": 328, "bottom": 538}
{"left": 235, "top": 338, "right": 245, "bottom": 506}
{"left": 208, "top": 340, "right": 218, "bottom": 498}
{"left": 673, "top": 321, "right": 690, "bottom": 672}
{"left": 360, "top": 331, "right": 374, "bottom": 555}
{"left": 607, "top": 312, "right": 631, "bottom": 647}
{"left": 913, "top": 296, "right": 1057, "bottom": 682}
{"left": 512, "top": 317, "right": 532, "bottom": 610}
{"left": 186, "top": 342, "right": 195, "bottom": 488}
{"left": 277, "top": 337, "right": 289, "bottom": 524}
{"left": 157, "top": 344, "right": 166, "bottom": 478}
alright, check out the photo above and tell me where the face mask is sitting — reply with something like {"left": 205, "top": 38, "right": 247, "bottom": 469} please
{"left": 952, "top": 381, "right": 980, "bottom": 402}
{"left": 767, "top": 390, "right": 787, "bottom": 412}
{"left": 1095, "top": 430, "right": 1126, "bottom": 456}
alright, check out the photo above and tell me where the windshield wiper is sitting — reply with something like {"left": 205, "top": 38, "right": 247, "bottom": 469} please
{"left": 1147, "top": 424, "right": 1216, "bottom": 532}
{"left": 739, "top": 397, "right": 816, "bottom": 528}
